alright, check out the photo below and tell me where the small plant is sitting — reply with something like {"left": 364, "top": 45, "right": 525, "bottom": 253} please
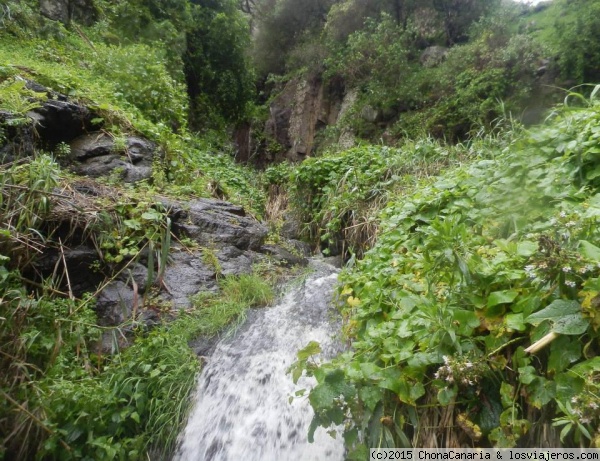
{"left": 54, "top": 141, "right": 71, "bottom": 157}
{"left": 201, "top": 246, "right": 222, "bottom": 277}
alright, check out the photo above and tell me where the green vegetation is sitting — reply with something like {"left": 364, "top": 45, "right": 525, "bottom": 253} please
{"left": 2, "top": 0, "right": 600, "bottom": 457}
{"left": 293, "top": 89, "right": 600, "bottom": 451}
{"left": 1, "top": 266, "right": 273, "bottom": 459}
{"left": 266, "top": 139, "right": 476, "bottom": 256}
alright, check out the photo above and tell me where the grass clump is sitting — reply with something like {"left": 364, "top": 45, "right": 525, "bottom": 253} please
{"left": 220, "top": 273, "right": 275, "bottom": 308}
{"left": 190, "top": 272, "right": 275, "bottom": 338}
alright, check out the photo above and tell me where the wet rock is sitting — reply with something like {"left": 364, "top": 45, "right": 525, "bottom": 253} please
{"left": 117, "top": 263, "right": 150, "bottom": 293}
{"left": 286, "top": 239, "right": 312, "bottom": 258}
{"left": 158, "top": 197, "right": 189, "bottom": 222}
{"left": 161, "top": 250, "right": 218, "bottom": 309}
{"left": 360, "top": 105, "right": 379, "bottom": 123}
{"left": 263, "top": 77, "right": 347, "bottom": 163}
{"left": 217, "top": 247, "right": 259, "bottom": 276}
{"left": 96, "top": 280, "right": 135, "bottom": 325}
{"left": 323, "top": 255, "right": 344, "bottom": 268}
{"left": 175, "top": 198, "right": 268, "bottom": 251}
{"left": 260, "top": 244, "right": 307, "bottom": 267}
{"left": 280, "top": 212, "right": 302, "bottom": 240}
{"left": 68, "top": 132, "right": 158, "bottom": 182}
{"left": 0, "top": 112, "right": 36, "bottom": 162}
{"left": 189, "top": 335, "right": 221, "bottom": 358}
{"left": 40, "top": 0, "right": 69, "bottom": 23}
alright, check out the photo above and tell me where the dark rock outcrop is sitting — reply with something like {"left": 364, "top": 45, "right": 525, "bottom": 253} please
{"left": 96, "top": 280, "right": 135, "bottom": 326}
{"left": 0, "top": 111, "right": 36, "bottom": 162}
{"left": 31, "top": 244, "right": 104, "bottom": 297}
{"left": 29, "top": 99, "right": 95, "bottom": 145}
{"left": 39, "top": 0, "right": 97, "bottom": 25}
{"left": 68, "top": 133, "right": 158, "bottom": 182}
{"left": 260, "top": 76, "right": 348, "bottom": 163}
{"left": 161, "top": 249, "right": 219, "bottom": 309}
{"left": 259, "top": 244, "right": 307, "bottom": 268}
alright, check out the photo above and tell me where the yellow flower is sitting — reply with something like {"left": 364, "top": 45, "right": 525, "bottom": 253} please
{"left": 340, "top": 286, "right": 353, "bottom": 296}
{"left": 347, "top": 296, "right": 361, "bottom": 307}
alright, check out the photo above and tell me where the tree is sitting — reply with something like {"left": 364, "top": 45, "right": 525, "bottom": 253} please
{"left": 185, "top": 0, "right": 256, "bottom": 128}
{"left": 432, "top": 0, "right": 499, "bottom": 44}
{"left": 252, "top": 0, "right": 337, "bottom": 77}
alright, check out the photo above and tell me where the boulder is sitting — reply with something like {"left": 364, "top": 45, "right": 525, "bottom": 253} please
{"left": 0, "top": 111, "right": 36, "bottom": 162}
{"left": 68, "top": 133, "right": 158, "bottom": 183}
{"left": 31, "top": 244, "right": 104, "bottom": 297}
{"left": 263, "top": 77, "right": 348, "bottom": 163}
{"left": 40, "top": 0, "right": 69, "bottom": 23}
{"left": 161, "top": 250, "right": 218, "bottom": 309}
{"left": 117, "top": 263, "right": 150, "bottom": 293}
{"left": 218, "top": 248, "right": 257, "bottom": 277}
{"left": 174, "top": 198, "right": 268, "bottom": 251}
{"left": 360, "top": 105, "right": 379, "bottom": 122}
{"left": 280, "top": 212, "right": 302, "bottom": 240}
{"left": 96, "top": 280, "right": 135, "bottom": 326}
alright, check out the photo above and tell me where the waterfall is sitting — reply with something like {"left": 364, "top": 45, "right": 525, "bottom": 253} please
{"left": 173, "top": 260, "right": 345, "bottom": 461}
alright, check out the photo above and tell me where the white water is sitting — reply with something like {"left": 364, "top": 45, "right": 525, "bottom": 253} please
{"left": 173, "top": 261, "right": 345, "bottom": 461}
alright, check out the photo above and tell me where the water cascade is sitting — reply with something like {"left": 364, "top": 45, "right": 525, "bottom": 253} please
{"left": 174, "top": 261, "right": 345, "bottom": 461}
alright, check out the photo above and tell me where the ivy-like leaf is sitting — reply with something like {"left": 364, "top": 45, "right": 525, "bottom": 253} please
{"left": 525, "top": 300, "right": 589, "bottom": 335}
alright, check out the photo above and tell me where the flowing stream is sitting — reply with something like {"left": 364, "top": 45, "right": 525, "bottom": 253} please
{"left": 173, "top": 260, "right": 345, "bottom": 461}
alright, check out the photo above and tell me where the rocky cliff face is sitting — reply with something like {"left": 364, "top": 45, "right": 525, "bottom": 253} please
{"left": 39, "top": 0, "right": 97, "bottom": 25}
{"left": 251, "top": 76, "right": 352, "bottom": 164}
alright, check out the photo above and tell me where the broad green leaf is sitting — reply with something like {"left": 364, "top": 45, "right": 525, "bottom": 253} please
{"left": 518, "top": 366, "right": 537, "bottom": 385}
{"left": 487, "top": 290, "right": 519, "bottom": 308}
{"left": 309, "top": 369, "right": 354, "bottom": 410}
{"left": 548, "top": 336, "right": 581, "bottom": 373}
{"left": 453, "top": 309, "right": 480, "bottom": 335}
{"left": 505, "top": 313, "right": 526, "bottom": 332}
{"left": 141, "top": 210, "right": 162, "bottom": 221}
{"left": 359, "top": 387, "right": 382, "bottom": 411}
{"left": 500, "top": 382, "right": 515, "bottom": 409}
{"left": 478, "top": 396, "right": 502, "bottom": 434}
{"left": 528, "top": 377, "right": 556, "bottom": 408}
{"left": 579, "top": 240, "right": 600, "bottom": 260}
{"left": 297, "top": 341, "right": 321, "bottom": 360}
{"left": 360, "top": 362, "right": 381, "bottom": 380}
{"left": 526, "top": 300, "right": 589, "bottom": 335}
{"left": 568, "top": 357, "right": 600, "bottom": 376}
{"left": 516, "top": 241, "right": 538, "bottom": 257}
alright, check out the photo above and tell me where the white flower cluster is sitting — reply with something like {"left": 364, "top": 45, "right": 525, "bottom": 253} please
{"left": 435, "top": 355, "right": 485, "bottom": 389}
{"left": 570, "top": 394, "right": 600, "bottom": 425}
